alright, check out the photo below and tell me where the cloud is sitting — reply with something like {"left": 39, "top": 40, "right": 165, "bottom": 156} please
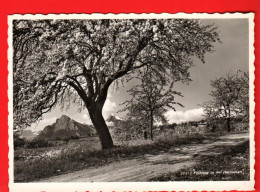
{"left": 81, "top": 112, "right": 93, "bottom": 124}
{"left": 103, "top": 93, "right": 116, "bottom": 112}
{"left": 80, "top": 93, "right": 117, "bottom": 124}
{"left": 165, "top": 108, "right": 205, "bottom": 124}
{"left": 41, "top": 117, "right": 56, "bottom": 124}
{"left": 28, "top": 117, "right": 57, "bottom": 132}
{"left": 82, "top": 113, "right": 89, "bottom": 119}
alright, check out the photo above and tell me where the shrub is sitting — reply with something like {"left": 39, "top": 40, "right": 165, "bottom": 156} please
{"left": 70, "top": 135, "right": 80, "bottom": 140}
{"left": 14, "top": 136, "right": 26, "bottom": 149}
{"left": 62, "top": 138, "right": 70, "bottom": 143}
{"left": 155, "top": 123, "right": 206, "bottom": 140}
{"left": 110, "top": 123, "right": 145, "bottom": 142}
{"left": 25, "top": 138, "right": 52, "bottom": 148}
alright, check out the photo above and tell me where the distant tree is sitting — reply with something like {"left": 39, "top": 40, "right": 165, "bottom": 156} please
{"left": 13, "top": 19, "right": 219, "bottom": 149}
{"left": 202, "top": 71, "right": 249, "bottom": 132}
{"left": 121, "top": 67, "right": 183, "bottom": 140}
{"left": 24, "top": 137, "right": 52, "bottom": 148}
{"left": 236, "top": 71, "right": 250, "bottom": 121}
{"left": 125, "top": 111, "right": 150, "bottom": 140}
{"left": 13, "top": 133, "right": 26, "bottom": 149}
{"left": 201, "top": 101, "right": 220, "bottom": 132}
{"left": 107, "top": 115, "right": 145, "bottom": 141}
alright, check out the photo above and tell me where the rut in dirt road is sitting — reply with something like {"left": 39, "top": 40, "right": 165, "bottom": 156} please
{"left": 39, "top": 133, "right": 249, "bottom": 182}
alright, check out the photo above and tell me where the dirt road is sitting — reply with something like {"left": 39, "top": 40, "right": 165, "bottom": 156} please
{"left": 39, "top": 133, "right": 249, "bottom": 182}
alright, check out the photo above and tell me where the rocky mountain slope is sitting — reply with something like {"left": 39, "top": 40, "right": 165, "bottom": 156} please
{"left": 37, "top": 115, "right": 96, "bottom": 140}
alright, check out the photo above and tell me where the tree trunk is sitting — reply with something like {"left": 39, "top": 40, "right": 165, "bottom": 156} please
{"left": 88, "top": 103, "right": 114, "bottom": 150}
{"left": 226, "top": 107, "right": 231, "bottom": 132}
{"left": 226, "top": 117, "right": 231, "bottom": 132}
{"left": 150, "top": 110, "right": 153, "bottom": 140}
{"left": 143, "top": 128, "right": 147, "bottom": 140}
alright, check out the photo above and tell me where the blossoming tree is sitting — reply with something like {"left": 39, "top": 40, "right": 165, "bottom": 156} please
{"left": 202, "top": 71, "right": 249, "bottom": 132}
{"left": 121, "top": 67, "right": 183, "bottom": 140}
{"left": 13, "top": 19, "right": 219, "bottom": 149}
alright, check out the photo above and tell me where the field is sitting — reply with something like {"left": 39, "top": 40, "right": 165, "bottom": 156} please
{"left": 150, "top": 140, "right": 250, "bottom": 181}
{"left": 14, "top": 127, "right": 250, "bottom": 182}
{"left": 15, "top": 137, "right": 101, "bottom": 162}
{"left": 14, "top": 133, "right": 206, "bottom": 182}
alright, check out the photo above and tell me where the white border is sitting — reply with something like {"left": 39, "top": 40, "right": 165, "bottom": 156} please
{"left": 8, "top": 13, "right": 255, "bottom": 192}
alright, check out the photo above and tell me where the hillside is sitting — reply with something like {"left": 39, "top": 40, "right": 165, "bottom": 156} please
{"left": 37, "top": 115, "right": 96, "bottom": 140}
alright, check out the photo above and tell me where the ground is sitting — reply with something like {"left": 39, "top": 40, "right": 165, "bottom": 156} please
{"left": 37, "top": 133, "right": 249, "bottom": 182}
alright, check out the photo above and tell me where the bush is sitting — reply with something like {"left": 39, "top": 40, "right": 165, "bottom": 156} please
{"left": 14, "top": 136, "right": 26, "bottom": 149}
{"left": 205, "top": 117, "right": 249, "bottom": 133}
{"left": 155, "top": 123, "right": 206, "bottom": 140}
{"left": 62, "top": 138, "right": 70, "bottom": 143}
{"left": 110, "top": 123, "right": 145, "bottom": 142}
{"left": 70, "top": 135, "right": 80, "bottom": 140}
{"left": 25, "top": 138, "right": 52, "bottom": 148}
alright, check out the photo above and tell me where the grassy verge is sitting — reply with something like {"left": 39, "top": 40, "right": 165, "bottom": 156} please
{"left": 14, "top": 135, "right": 205, "bottom": 182}
{"left": 149, "top": 140, "right": 249, "bottom": 181}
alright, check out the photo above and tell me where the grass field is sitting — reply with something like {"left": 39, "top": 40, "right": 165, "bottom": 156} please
{"left": 149, "top": 140, "right": 250, "bottom": 181}
{"left": 14, "top": 135, "right": 206, "bottom": 182}
{"left": 14, "top": 137, "right": 101, "bottom": 161}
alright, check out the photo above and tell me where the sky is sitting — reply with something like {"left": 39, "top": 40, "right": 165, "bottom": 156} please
{"left": 28, "top": 19, "right": 249, "bottom": 132}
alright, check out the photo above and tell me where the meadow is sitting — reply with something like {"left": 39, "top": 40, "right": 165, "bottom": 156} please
{"left": 14, "top": 123, "right": 249, "bottom": 182}
{"left": 14, "top": 128, "right": 206, "bottom": 182}
{"left": 150, "top": 140, "right": 250, "bottom": 181}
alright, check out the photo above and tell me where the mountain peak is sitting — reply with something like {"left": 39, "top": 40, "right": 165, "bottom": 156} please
{"left": 38, "top": 115, "right": 96, "bottom": 140}
{"left": 60, "top": 115, "right": 70, "bottom": 120}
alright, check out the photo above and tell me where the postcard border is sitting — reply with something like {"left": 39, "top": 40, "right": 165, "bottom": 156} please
{"left": 7, "top": 12, "right": 255, "bottom": 192}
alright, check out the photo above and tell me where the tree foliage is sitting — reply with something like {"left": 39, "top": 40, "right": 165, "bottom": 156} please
{"left": 13, "top": 19, "right": 219, "bottom": 148}
{"left": 202, "top": 71, "right": 249, "bottom": 132}
{"left": 120, "top": 67, "right": 183, "bottom": 139}
{"left": 106, "top": 115, "right": 145, "bottom": 141}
